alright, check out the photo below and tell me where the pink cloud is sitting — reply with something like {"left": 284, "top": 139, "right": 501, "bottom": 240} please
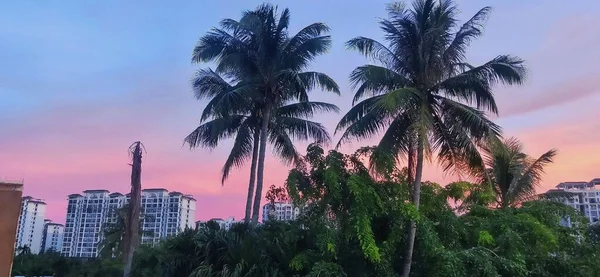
{"left": 495, "top": 14, "right": 600, "bottom": 117}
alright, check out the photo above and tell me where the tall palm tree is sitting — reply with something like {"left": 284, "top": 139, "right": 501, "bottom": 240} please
{"left": 335, "top": 1, "right": 526, "bottom": 275}
{"left": 185, "top": 69, "right": 338, "bottom": 223}
{"left": 191, "top": 4, "right": 339, "bottom": 223}
{"left": 478, "top": 137, "right": 557, "bottom": 208}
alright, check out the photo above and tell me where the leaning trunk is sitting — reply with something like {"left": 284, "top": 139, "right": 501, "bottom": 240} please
{"left": 123, "top": 142, "right": 143, "bottom": 277}
{"left": 251, "top": 104, "right": 272, "bottom": 223}
{"left": 401, "top": 138, "right": 424, "bottom": 277}
{"left": 244, "top": 129, "right": 261, "bottom": 223}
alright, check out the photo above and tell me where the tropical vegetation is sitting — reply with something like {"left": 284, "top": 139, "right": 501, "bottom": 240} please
{"left": 11, "top": 146, "right": 600, "bottom": 276}
{"left": 11, "top": 0, "right": 597, "bottom": 276}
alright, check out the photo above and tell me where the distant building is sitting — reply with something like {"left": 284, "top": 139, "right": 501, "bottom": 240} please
{"left": 140, "top": 189, "right": 196, "bottom": 245}
{"left": 262, "top": 202, "right": 300, "bottom": 222}
{"left": 196, "top": 216, "right": 237, "bottom": 230}
{"left": 61, "top": 189, "right": 196, "bottom": 257}
{"left": 15, "top": 196, "right": 46, "bottom": 254}
{"left": 548, "top": 178, "right": 600, "bottom": 226}
{"left": 41, "top": 220, "right": 64, "bottom": 253}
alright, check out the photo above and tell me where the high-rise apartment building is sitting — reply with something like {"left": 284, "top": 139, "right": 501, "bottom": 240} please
{"left": 62, "top": 190, "right": 112, "bottom": 257}
{"left": 140, "top": 189, "right": 196, "bottom": 245}
{"left": 41, "top": 220, "right": 64, "bottom": 253}
{"left": 62, "top": 189, "right": 196, "bottom": 257}
{"left": 262, "top": 202, "right": 300, "bottom": 222}
{"left": 548, "top": 178, "right": 600, "bottom": 225}
{"left": 15, "top": 196, "right": 46, "bottom": 254}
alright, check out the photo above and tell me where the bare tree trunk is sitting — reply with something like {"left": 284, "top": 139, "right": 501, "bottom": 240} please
{"left": 401, "top": 138, "right": 424, "bottom": 277}
{"left": 244, "top": 129, "right": 260, "bottom": 223}
{"left": 251, "top": 104, "right": 272, "bottom": 223}
{"left": 123, "top": 142, "right": 143, "bottom": 277}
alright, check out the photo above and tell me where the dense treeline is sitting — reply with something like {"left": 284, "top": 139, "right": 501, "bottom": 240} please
{"left": 12, "top": 145, "right": 600, "bottom": 276}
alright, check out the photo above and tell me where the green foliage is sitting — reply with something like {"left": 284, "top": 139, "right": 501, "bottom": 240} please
{"left": 11, "top": 251, "right": 123, "bottom": 277}
{"left": 13, "top": 194, "right": 600, "bottom": 277}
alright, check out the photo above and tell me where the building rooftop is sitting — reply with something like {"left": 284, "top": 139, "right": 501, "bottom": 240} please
{"left": 143, "top": 188, "right": 168, "bottom": 192}
{"left": 23, "top": 196, "right": 46, "bottom": 204}
{"left": 555, "top": 179, "right": 600, "bottom": 190}
{"left": 83, "top": 189, "right": 110, "bottom": 193}
{"left": 0, "top": 179, "right": 24, "bottom": 185}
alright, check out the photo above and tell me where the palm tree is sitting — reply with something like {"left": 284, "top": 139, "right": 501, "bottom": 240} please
{"left": 185, "top": 69, "right": 338, "bottom": 223}
{"left": 478, "top": 137, "right": 557, "bottom": 208}
{"left": 335, "top": 1, "right": 526, "bottom": 275}
{"left": 191, "top": 4, "right": 339, "bottom": 223}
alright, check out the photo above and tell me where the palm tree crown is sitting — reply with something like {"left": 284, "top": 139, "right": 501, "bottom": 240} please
{"left": 190, "top": 4, "right": 339, "bottom": 223}
{"left": 337, "top": 1, "right": 526, "bottom": 173}
{"left": 184, "top": 69, "right": 338, "bottom": 182}
{"left": 479, "top": 137, "right": 557, "bottom": 208}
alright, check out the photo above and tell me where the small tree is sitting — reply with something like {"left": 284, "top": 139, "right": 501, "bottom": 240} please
{"left": 265, "top": 185, "right": 290, "bottom": 220}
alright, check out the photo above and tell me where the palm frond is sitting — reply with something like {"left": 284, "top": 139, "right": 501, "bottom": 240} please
{"left": 184, "top": 116, "right": 247, "bottom": 149}
{"left": 284, "top": 23, "right": 330, "bottom": 53}
{"left": 510, "top": 148, "right": 558, "bottom": 204}
{"left": 443, "top": 7, "right": 492, "bottom": 65}
{"left": 349, "top": 65, "right": 410, "bottom": 104}
{"left": 298, "top": 71, "right": 340, "bottom": 94}
{"left": 268, "top": 128, "right": 302, "bottom": 166}
{"left": 274, "top": 102, "right": 339, "bottom": 118}
{"left": 370, "top": 113, "right": 416, "bottom": 174}
{"left": 437, "top": 55, "right": 526, "bottom": 114}
{"left": 346, "top": 37, "right": 407, "bottom": 73}
{"left": 285, "top": 36, "right": 332, "bottom": 71}
{"left": 221, "top": 125, "right": 255, "bottom": 184}
{"left": 273, "top": 117, "right": 331, "bottom": 144}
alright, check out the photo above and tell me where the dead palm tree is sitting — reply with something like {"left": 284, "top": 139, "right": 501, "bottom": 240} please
{"left": 123, "top": 141, "right": 143, "bottom": 277}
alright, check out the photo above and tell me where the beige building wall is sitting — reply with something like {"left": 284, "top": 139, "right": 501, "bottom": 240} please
{"left": 0, "top": 181, "right": 23, "bottom": 277}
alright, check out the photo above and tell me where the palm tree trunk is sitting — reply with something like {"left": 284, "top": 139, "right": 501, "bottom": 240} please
{"left": 251, "top": 104, "right": 272, "bottom": 223}
{"left": 401, "top": 138, "right": 424, "bottom": 277}
{"left": 123, "top": 142, "right": 143, "bottom": 277}
{"left": 407, "top": 135, "right": 416, "bottom": 184}
{"left": 244, "top": 129, "right": 260, "bottom": 223}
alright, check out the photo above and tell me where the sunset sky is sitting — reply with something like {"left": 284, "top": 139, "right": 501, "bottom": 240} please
{"left": 1, "top": 0, "right": 599, "bottom": 223}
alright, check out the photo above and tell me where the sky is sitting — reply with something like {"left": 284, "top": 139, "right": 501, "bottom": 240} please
{"left": 1, "top": 0, "right": 599, "bottom": 223}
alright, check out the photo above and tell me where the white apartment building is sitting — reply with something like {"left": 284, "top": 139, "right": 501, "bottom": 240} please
{"left": 140, "top": 189, "right": 196, "bottom": 245}
{"left": 549, "top": 178, "right": 600, "bottom": 225}
{"left": 62, "top": 190, "right": 112, "bottom": 257}
{"left": 15, "top": 196, "right": 46, "bottom": 254}
{"left": 262, "top": 202, "right": 300, "bottom": 222}
{"left": 196, "top": 216, "right": 237, "bottom": 230}
{"left": 62, "top": 189, "right": 196, "bottom": 257}
{"left": 41, "top": 220, "right": 64, "bottom": 253}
